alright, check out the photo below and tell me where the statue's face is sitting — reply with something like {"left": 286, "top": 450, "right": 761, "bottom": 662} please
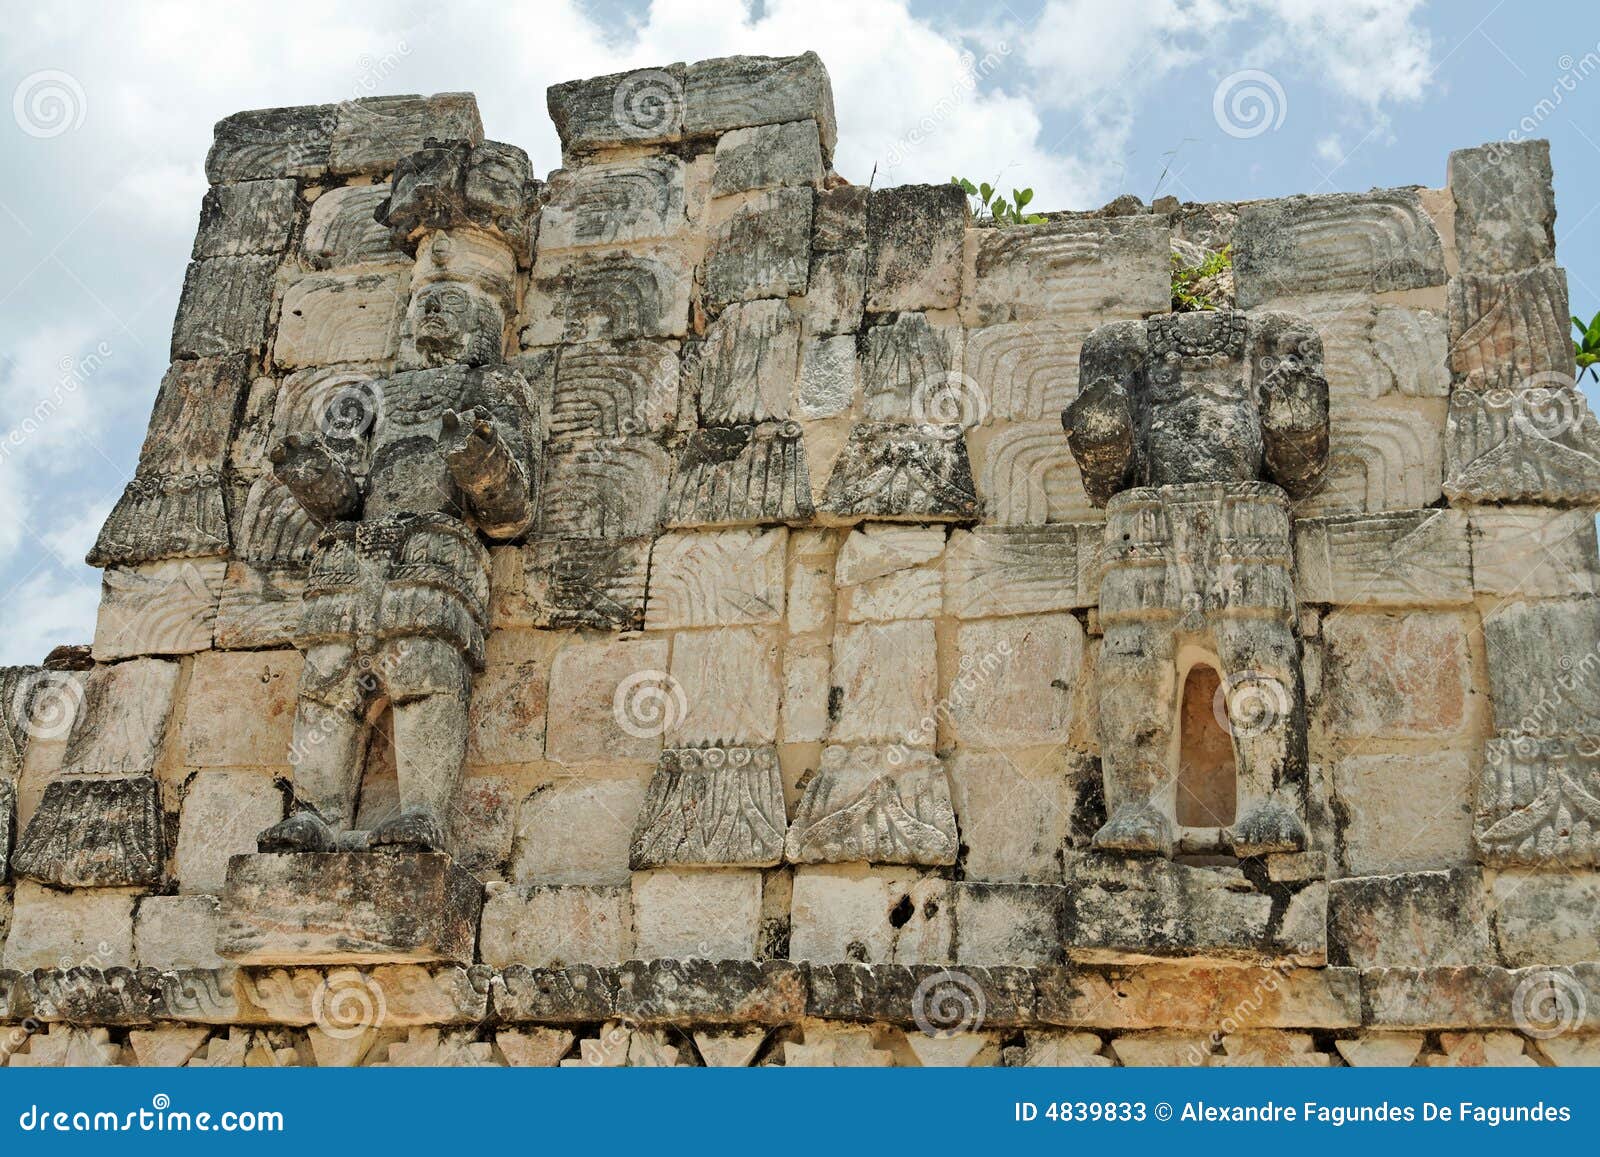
{"left": 403, "top": 281, "right": 503, "bottom": 368}
{"left": 465, "top": 144, "right": 528, "bottom": 217}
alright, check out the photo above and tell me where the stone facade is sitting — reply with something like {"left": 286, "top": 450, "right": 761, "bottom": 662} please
{"left": 1, "top": 65, "right": 1595, "bottom": 1068}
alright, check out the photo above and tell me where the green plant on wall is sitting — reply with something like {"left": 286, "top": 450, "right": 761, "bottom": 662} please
{"left": 1576, "top": 309, "right": 1600, "bottom": 383}
{"left": 1171, "top": 244, "right": 1232, "bottom": 312}
{"left": 951, "top": 177, "right": 1046, "bottom": 225}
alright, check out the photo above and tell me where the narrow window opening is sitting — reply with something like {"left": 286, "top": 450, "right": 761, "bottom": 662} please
{"left": 1176, "top": 664, "right": 1237, "bottom": 828}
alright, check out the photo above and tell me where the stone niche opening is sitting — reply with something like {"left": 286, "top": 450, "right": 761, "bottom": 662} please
{"left": 1175, "top": 662, "right": 1238, "bottom": 831}
{"left": 352, "top": 705, "right": 399, "bottom": 832}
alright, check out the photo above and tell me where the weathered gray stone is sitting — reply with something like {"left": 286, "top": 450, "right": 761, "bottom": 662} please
{"left": 964, "top": 214, "right": 1168, "bottom": 327}
{"left": 861, "top": 313, "right": 960, "bottom": 422}
{"left": 1491, "top": 870, "right": 1600, "bottom": 966}
{"left": 1294, "top": 508, "right": 1471, "bottom": 605}
{"left": 1448, "top": 139, "right": 1557, "bottom": 274}
{"left": 192, "top": 179, "right": 300, "bottom": 258}
{"left": 814, "top": 185, "right": 867, "bottom": 251}
{"left": 645, "top": 528, "right": 785, "bottom": 629}
{"left": 703, "top": 188, "right": 812, "bottom": 306}
{"left": 1448, "top": 264, "right": 1573, "bottom": 390}
{"left": 806, "top": 962, "right": 1035, "bottom": 1027}
{"left": 801, "top": 248, "right": 866, "bottom": 335}
{"left": 479, "top": 884, "right": 633, "bottom": 969}
{"left": 1262, "top": 295, "right": 1449, "bottom": 400}
{"left": 952, "top": 883, "right": 1065, "bottom": 966}
{"left": 947, "top": 750, "right": 1085, "bottom": 882}
{"left": 1443, "top": 385, "right": 1600, "bottom": 505}
{"left": 218, "top": 853, "right": 483, "bottom": 965}
{"left": 2, "top": 882, "right": 137, "bottom": 972}
{"left": 788, "top": 865, "right": 951, "bottom": 963}
{"left": 1062, "top": 853, "right": 1326, "bottom": 965}
{"left": 21, "top": 967, "right": 157, "bottom": 1025}
{"left": 540, "top": 156, "right": 687, "bottom": 249}
{"left": 136, "top": 895, "right": 226, "bottom": 971}
{"left": 797, "top": 334, "right": 859, "bottom": 417}
{"left": 330, "top": 93, "right": 483, "bottom": 175}
{"left": 818, "top": 422, "right": 978, "bottom": 522}
{"left": 684, "top": 52, "right": 836, "bottom": 153}
{"left": 866, "top": 183, "right": 967, "bottom": 312}
{"left": 522, "top": 244, "right": 693, "bottom": 344}
{"left": 175, "top": 770, "right": 286, "bottom": 894}
{"left": 695, "top": 298, "right": 800, "bottom": 424}
{"left": 517, "top": 535, "right": 651, "bottom": 631}
{"left": 1327, "top": 869, "right": 1492, "bottom": 967}
{"left": 1483, "top": 598, "right": 1600, "bottom": 734}
{"left": 170, "top": 255, "right": 278, "bottom": 360}
{"left": 12, "top": 776, "right": 165, "bottom": 888}
{"left": 1475, "top": 735, "right": 1600, "bottom": 866}
{"left": 943, "top": 524, "right": 1099, "bottom": 617}
{"left": 964, "top": 320, "right": 1087, "bottom": 421}
{"left": 1469, "top": 506, "right": 1600, "bottom": 597}
{"left": 540, "top": 436, "right": 670, "bottom": 538}
{"left": 1330, "top": 751, "right": 1476, "bottom": 875}
{"left": 549, "top": 64, "right": 686, "bottom": 152}
{"left": 547, "top": 339, "right": 678, "bottom": 440}
{"left": 631, "top": 867, "right": 763, "bottom": 959}
{"left": 630, "top": 745, "right": 787, "bottom": 868}
{"left": 712, "top": 119, "right": 824, "bottom": 195}
{"left": 665, "top": 422, "right": 813, "bottom": 527}
{"left": 785, "top": 746, "right": 957, "bottom": 866}
{"left": 206, "top": 104, "right": 334, "bottom": 182}
{"left": 302, "top": 184, "right": 407, "bottom": 269}
{"left": 826, "top": 620, "right": 937, "bottom": 745}
{"left": 0, "top": 777, "right": 13, "bottom": 878}
{"left": 1232, "top": 189, "right": 1447, "bottom": 308}
{"left": 381, "top": 138, "right": 538, "bottom": 261}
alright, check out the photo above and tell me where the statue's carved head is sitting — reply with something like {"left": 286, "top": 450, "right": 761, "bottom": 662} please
{"left": 398, "top": 280, "right": 506, "bottom": 369}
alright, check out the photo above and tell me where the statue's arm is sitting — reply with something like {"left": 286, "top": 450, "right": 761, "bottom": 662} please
{"left": 1254, "top": 316, "right": 1330, "bottom": 497}
{"left": 269, "top": 434, "right": 362, "bottom": 522}
{"left": 443, "top": 375, "right": 536, "bottom": 539}
{"left": 1062, "top": 379, "right": 1136, "bottom": 507}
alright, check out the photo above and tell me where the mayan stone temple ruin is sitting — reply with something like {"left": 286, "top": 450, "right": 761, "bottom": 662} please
{"left": 1, "top": 50, "right": 1597, "bottom": 1069}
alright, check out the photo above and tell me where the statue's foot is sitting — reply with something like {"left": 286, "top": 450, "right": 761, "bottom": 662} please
{"left": 1227, "top": 801, "right": 1307, "bottom": 857}
{"left": 1092, "top": 805, "right": 1174, "bottom": 857}
{"left": 370, "top": 807, "right": 447, "bottom": 853}
{"left": 258, "top": 811, "right": 338, "bottom": 853}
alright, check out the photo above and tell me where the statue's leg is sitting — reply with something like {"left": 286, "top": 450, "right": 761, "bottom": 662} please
{"left": 1213, "top": 613, "right": 1307, "bottom": 856}
{"left": 259, "top": 643, "right": 368, "bottom": 852}
{"left": 371, "top": 636, "right": 471, "bottom": 853}
{"left": 1092, "top": 619, "right": 1177, "bottom": 856}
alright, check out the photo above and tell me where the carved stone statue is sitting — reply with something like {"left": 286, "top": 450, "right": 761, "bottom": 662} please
{"left": 258, "top": 141, "right": 539, "bottom": 856}
{"left": 1061, "top": 309, "right": 1328, "bottom": 857}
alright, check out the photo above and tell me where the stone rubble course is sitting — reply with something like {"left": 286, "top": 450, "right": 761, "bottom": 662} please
{"left": 4, "top": 51, "right": 1597, "bottom": 1066}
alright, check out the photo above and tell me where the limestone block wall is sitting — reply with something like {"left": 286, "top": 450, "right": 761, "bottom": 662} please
{"left": 1, "top": 52, "right": 1597, "bottom": 1067}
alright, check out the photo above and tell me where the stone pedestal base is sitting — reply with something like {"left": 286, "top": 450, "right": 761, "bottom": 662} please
{"left": 217, "top": 852, "right": 482, "bottom": 965}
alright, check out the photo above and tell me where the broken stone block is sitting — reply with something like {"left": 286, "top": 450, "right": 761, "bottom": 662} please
{"left": 1448, "top": 139, "right": 1557, "bottom": 274}
{"left": 206, "top": 104, "right": 334, "bottom": 182}
{"left": 667, "top": 626, "right": 781, "bottom": 746}
{"left": 814, "top": 185, "right": 867, "bottom": 250}
{"left": 703, "top": 187, "right": 812, "bottom": 306}
{"left": 192, "top": 178, "right": 300, "bottom": 258}
{"left": 302, "top": 184, "right": 406, "bottom": 269}
{"left": 497, "top": 1027, "right": 577, "bottom": 1067}
{"left": 684, "top": 52, "right": 837, "bottom": 153}
{"left": 665, "top": 422, "right": 814, "bottom": 527}
{"left": 1261, "top": 294, "right": 1449, "bottom": 401}
{"left": 786, "top": 745, "right": 956, "bottom": 866}
{"left": 797, "top": 334, "right": 859, "bottom": 417}
{"left": 273, "top": 271, "right": 405, "bottom": 368}
{"left": 478, "top": 884, "right": 633, "bottom": 968}
{"left": 1491, "top": 870, "right": 1600, "bottom": 966}
{"left": 630, "top": 745, "right": 787, "bottom": 868}
{"left": 1330, "top": 751, "right": 1476, "bottom": 875}
{"left": 835, "top": 523, "right": 943, "bottom": 584}
{"left": 522, "top": 244, "right": 693, "bottom": 345}
{"left": 1443, "top": 385, "right": 1600, "bottom": 505}
{"left": 513, "top": 535, "right": 651, "bottom": 631}
{"left": 548, "top": 63, "right": 687, "bottom": 153}
{"left": 1317, "top": 610, "right": 1474, "bottom": 740}
{"left": 631, "top": 868, "right": 763, "bottom": 959}
{"left": 963, "top": 214, "right": 1168, "bottom": 327}
{"left": 948, "top": 749, "right": 1085, "bottom": 883}
{"left": 646, "top": 528, "right": 786, "bottom": 630}
{"left": 1015, "top": 1032, "right": 1112, "bottom": 1066}
{"left": 1327, "top": 868, "right": 1492, "bottom": 967}
{"left": 2, "top": 881, "right": 136, "bottom": 971}
{"left": 179, "top": 649, "right": 299, "bottom": 768}
{"left": 170, "top": 254, "right": 278, "bottom": 359}
{"left": 8, "top": 1026, "right": 124, "bottom": 1067}
{"left": 1110, "top": 1033, "right": 1213, "bottom": 1066}
{"left": 712, "top": 119, "right": 824, "bottom": 195}
{"left": 548, "top": 338, "right": 680, "bottom": 439}
{"left": 787, "top": 865, "right": 952, "bottom": 963}
{"left": 1294, "top": 508, "right": 1471, "bottom": 606}
{"left": 135, "top": 895, "right": 225, "bottom": 970}
{"left": 1232, "top": 189, "right": 1447, "bottom": 308}
{"left": 511, "top": 776, "right": 646, "bottom": 885}
{"left": 1448, "top": 264, "right": 1573, "bottom": 390}
{"left": 952, "top": 882, "right": 1064, "bottom": 966}
{"left": 539, "top": 436, "right": 671, "bottom": 538}
{"left": 695, "top": 298, "right": 800, "bottom": 424}
{"left": 943, "top": 524, "right": 1100, "bottom": 617}
{"left": 175, "top": 770, "right": 285, "bottom": 895}
{"left": 802, "top": 248, "right": 867, "bottom": 335}
{"left": 694, "top": 1028, "right": 768, "bottom": 1067}
{"left": 866, "top": 183, "right": 967, "bottom": 313}
{"left": 948, "top": 613, "right": 1084, "bottom": 749}
{"left": 1475, "top": 735, "right": 1600, "bottom": 867}
{"left": 218, "top": 852, "right": 483, "bottom": 965}
{"left": 544, "top": 636, "right": 670, "bottom": 765}
{"left": 540, "top": 156, "right": 688, "bottom": 251}
{"left": 1484, "top": 598, "right": 1600, "bottom": 733}
{"left": 329, "top": 92, "right": 483, "bottom": 175}
{"left": 827, "top": 619, "right": 937, "bottom": 746}
{"left": 1062, "top": 852, "right": 1326, "bottom": 965}
{"left": 1469, "top": 506, "right": 1600, "bottom": 597}
{"left": 861, "top": 313, "right": 962, "bottom": 422}
{"left": 818, "top": 422, "right": 979, "bottom": 522}
{"left": 92, "top": 559, "right": 226, "bottom": 660}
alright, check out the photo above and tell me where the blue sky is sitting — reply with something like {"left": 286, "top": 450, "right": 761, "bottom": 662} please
{"left": 1, "top": 0, "right": 1596, "bottom": 663}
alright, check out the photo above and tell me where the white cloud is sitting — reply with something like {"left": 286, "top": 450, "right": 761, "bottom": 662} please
{"left": 0, "top": 571, "right": 101, "bottom": 665}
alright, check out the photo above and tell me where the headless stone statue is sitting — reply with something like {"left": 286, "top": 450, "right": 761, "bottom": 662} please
{"left": 260, "top": 141, "right": 540, "bottom": 856}
{"left": 1062, "top": 309, "right": 1329, "bottom": 858}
